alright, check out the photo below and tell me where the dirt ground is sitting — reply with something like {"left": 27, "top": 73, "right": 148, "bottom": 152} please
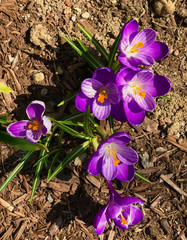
{"left": 0, "top": 0, "right": 187, "bottom": 239}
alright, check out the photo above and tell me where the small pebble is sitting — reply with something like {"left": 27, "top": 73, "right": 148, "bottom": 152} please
{"left": 74, "top": 7, "right": 81, "bottom": 13}
{"left": 47, "top": 193, "right": 53, "bottom": 203}
{"left": 173, "top": 50, "right": 179, "bottom": 56}
{"left": 65, "top": 0, "right": 72, "bottom": 7}
{"left": 41, "top": 88, "right": 48, "bottom": 96}
{"left": 32, "top": 72, "right": 44, "bottom": 82}
{"left": 82, "top": 12, "right": 90, "bottom": 19}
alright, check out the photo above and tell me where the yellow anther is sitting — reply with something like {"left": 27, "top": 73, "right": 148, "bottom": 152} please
{"left": 120, "top": 211, "right": 128, "bottom": 225}
{"left": 28, "top": 120, "right": 40, "bottom": 131}
{"left": 109, "top": 148, "right": 120, "bottom": 166}
{"left": 132, "top": 85, "right": 146, "bottom": 98}
{"left": 130, "top": 42, "right": 144, "bottom": 53}
{"left": 98, "top": 90, "right": 108, "bottom": 103}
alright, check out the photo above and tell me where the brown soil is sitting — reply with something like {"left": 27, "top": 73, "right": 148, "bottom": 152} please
{"left": 0, "top": 0, "right": 187, "bottom": 239}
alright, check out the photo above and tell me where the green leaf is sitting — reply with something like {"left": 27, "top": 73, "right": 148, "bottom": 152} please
{"left": 0, "top": 113, "right": 10, "bottom": 125}
{"left": 0, "top": 151, "right": 34, "bottom": 193}
{"left": 84, "top": 106, "right": 94, "bottom": 137}
{"left": 77, "top": 23, "right": 109, "bottom": 62}
{"left": 135, "top": 171, "right": 152, "bottom": 184}
{"left": 33, "top": 149, "right": 61, "bottom": 167}
{"left": 58, "top": 90, "right": 80, "bottom": 107}
{"left": 49, "top": 118, "right": 91, "bottom": 140}
{"left": 62, "top": 35, "right": 100, "bottom": 69}
{"left": 76, "top": 38, "right": 105, "bottom": 67}
{"left": 108, "top": 115, "right": 114, "bottom": 135}
{"left": 160, "top": 95, "right": 172, "bottom": 101}
{"left": 47, "top": 140, "right": 90, "bottom": 182}
{"left": 61, "top": 112, "right": 85, "bottom": 121}
{"left": 0, "top": 82, "right": 14, "bottom": 93}
{"left": 47, "top": 150, "right": 62, "bottom": 180}
{"left": 108, "top": 32, "right": 121, "bottom": 69}
{"left": 0, "top": 131, "right": 48, "bottom": 152}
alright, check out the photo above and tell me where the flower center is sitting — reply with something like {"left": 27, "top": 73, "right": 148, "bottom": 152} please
{"left": 28, "top": 120, "right": 40, "bottom": 131}
{"left": 130, "top": 42, "right": 144, "bottom": 53}
{"left": 108, "top": 148, "right": 120, "bottom": 165}
{"left": 120, "top": 211, "right": 128, "bottom": 225}
{"left": 98, "top": 90, "right": 108, "bottom": 103}
{"left": 132, "top": 84, "right": 146, "bottom": 98}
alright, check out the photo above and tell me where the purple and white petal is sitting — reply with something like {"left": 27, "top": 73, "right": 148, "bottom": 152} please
{"left": 92, "top": 98, "right": 111, "bottom": 120}
{"left": 145, "top": 75, "right": 172, "bottom": 97}
{"left": 7, "top": 120, "right": 29, "bottom": 138}
{"left": 134, "top": 91, "right": 156, "bottom": 111}
{"left": 132, "top": 52, "right": 155, "bottom": 66}
{"left": 116, "top": 68, "right": 137, "bottom": 87}
{"left": 135, "top": 69, "right": 154, "bottom": 84}
{"left": 93, "top": 206, "right": 108, "bottom": 235}
{"left": 87, "top": 152, "right": 102, "bottom": 175}
{"left": 26, "top": 100, "right": 45, "bottom": 121}
{"left": 26, "top": 129, "right": 42, "bottom": 143}
{"left": 117, "top": 146, "right": 138, "bottom": 164}
{"left": 92, "top": 67, "right": 116, "bottom": 85}
{"left": 107, "top": 132, "right": 131, "bottom": 145}
{"left": 106, "top": 82, "right": 120, "bottom": 104}
{"left": 81, "top": 78, "right": 103, "bottom": 98}
{"left": 106, "top": 203, "right": 121, "bottom": 220}
{"left": 128, "top": 205, "right": 144, "bottom": 225}
{"left": 102, "top": 155, "right": 117, "bottom": 180}
{"left": 116, "top": 196, "right": 144, "bottom": 207}
{"left": 118, "top": 54, "right": 140, "bottom": 70}
{"left": 75, "top": 91, "right": 93, "bottom": 113}
{"left": 131, "top": 29, "right": 156, "bottom": 47}
{"left": 41, "top": 116, "right": 52, "bottom": 135}
{"left": 143, "top": 41, "right": 169, "bottom": 61}
{"left": 121, "top": 19, "right": 139, "bottom": 41}
{"left": 124, "top": 99, "right": 145, "bottom": 126}
{"left": 116, "top": 164, "right": 135, "bottom": 182}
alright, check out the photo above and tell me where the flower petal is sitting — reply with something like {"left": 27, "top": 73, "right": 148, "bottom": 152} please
{"left": 146, "top": 75, "right": 172, "bottom": 97}
{"left": 116, "top": 67, "right": 137, "bottom": 87}
{"left": 129, "top": 205, "right": 144, "bottom": 225}
{"left": 92, "top": 98, "right": 111, "bottom": 120}
{"left": 143, "top": 41, "right": 169, "bottom": 61}
{"left": 87, "top": 152, "right": 102, "bottom": 175}
{"left": 7, "top": 121, "right": 29, "bottom": 137}
{"left": 135, "top": 69, "right": 154, "bottom": 84}
{"left": 116, "top": 164, "right": 135, "bottom": 182}
{"left": 75, "top": 91, "right": 93, "bottom": 113}
{"left": 102, "top": 155, "right": 117, "bottom": 180}
{"left": 92, "top": 67, "right": 115, "bottom": 85}
{"left": 117, "top": 146, "right": 138, "bottom": 164}
{"left": 106, "top": 203, "right": 121, "bottom": 220}
{"left": 118, "top": 54, "right": 140, "bottom": 70}
{"left": 81, "top": 78, "right": 103, "bottom": 98}
{"left": 121, "top": 19, "right": 139, "bottom": 41}
{"left": 26, "top": 129, "right": 42, "bottom": 143}
{"left": 116, "top": 196, "right": 144, "bottom": 207}
{"left": 93, "top": 206, "right": 108, "bottom": 235}
{"left": 110, "top": 101, "right": 127, "bottom": 122}
{"left": 26, "top": 100, "right": 45, "bottom": 121}
{"left": 134, "top": 91, "right": 156, "bottom": 111}
{"left": 41, "top": 116, "right": 52, "bottom": 135}
{"left": 107, "top": 132, "right": 131, "bottom": 145}
{"left": 131, "top": 29, "right": 156, "bottom": 47}
{"left": 106, "top": 82, "right": 120, "bottom": 104}
{"left": 132, "top": 52, "right": 155, "bottom": 66}
{"left": 124, "top": 99, "right": 145, "bottom": 126}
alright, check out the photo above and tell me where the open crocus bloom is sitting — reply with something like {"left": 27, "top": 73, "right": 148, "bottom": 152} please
{"left": 75, "top": 67, "right": 120, "bottom": 120}
{"left": 7, "top": 100, "right": 52, "bottom": 143}
{"left": 111, "top": 68, "right": 172, "bottom": 126}
{"left": 118, "top": 19, "right": 169, "bottom": 70}
{"left": 87, "top": 132, "right": 138, "bottom": 182}
{"left": 94, "top": 181, "right": 144, "bottom": 235}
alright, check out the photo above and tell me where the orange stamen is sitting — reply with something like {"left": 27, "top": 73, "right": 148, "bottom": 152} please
{"left": 109, "top": 148, "right": 120, "bottom": 166}
{"left": 120, "top": 211, "right": 128, "bottom": 225}
{"left": 132, "top": 85, "right": 146, "bottom": 98}
{"left": 28, "top": 120, "right": 40, "bottom": 131}
{"left": 98, "top": 90, "right": 108, "bottom": 103}
{"left": 130, "top": 42, "right": 144, "bottom": 53}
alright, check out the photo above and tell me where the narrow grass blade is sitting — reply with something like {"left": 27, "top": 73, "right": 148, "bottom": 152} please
{"left": 108, "top": 115, "right": 114, "bottom": 134}
{"left": 0, "top": 151, "right": 34, "bottom": 193}
{"left": 49, "top": 117, "right": 91, "bottom": 140}
{"left": 33, "top": 149, "right": 61, "bottom": 167}
{"left": 0, "top": 113, "right": 10, "bottom": 125}
{"left": 77, "top": 23, "right": 109, "bottom": 62}
{"left": 58, "top": 90, "right": 80, "bottom": 107}
{"left": 47, "top": 150, "right": 62, "bottom": 181}
{"left": 135, "top": 171, "right": 152, "bottom": 184}
{"left": 62, "top": 112, "right": 85, "bottom": 121}
{"left": 47, "top": 140, "right": 90, "bottom": 182}
{"left": 108, "top": 32, "right": 121, "bottom": 69}
{"left": 160, "top": 95, "right": 172, "bottom": 101}
{"left": 84, "top": 106, "right": 93, "bottom": 137}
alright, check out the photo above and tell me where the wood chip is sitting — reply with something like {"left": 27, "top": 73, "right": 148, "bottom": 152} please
{"left": 41, "top": 181, "right": 70, "bottom": 192}
{"left": 86, "top": 175, "right": 101, "bottom": 188}
{"left": 160, "top": 174, "right": 187, "bottom": 197}
{"left": 166, "top": 136, "right": 187, "bottom": 152}
{"left": 13, "top": 193, "right": 27, "bottom": 205}
{"left": 14, "top": 221, "right": 28, "bottom": 240}
{"left": 0, "top": 197, "right": 14, "bottom": 211}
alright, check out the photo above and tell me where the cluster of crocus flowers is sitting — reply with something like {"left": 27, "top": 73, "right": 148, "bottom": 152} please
{"left": 7, "top": 100, "right": 52, "bottom": 143}
{"left": 94, "top": 181, "right": 144, "bottom": 235}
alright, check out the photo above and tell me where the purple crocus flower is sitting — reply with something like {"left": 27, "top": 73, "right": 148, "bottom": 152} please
{"left": 111, "top": 68, "right": 172, "bottom": 126}
{"left": 75, "top": 67, "right": 120, "bottom": 120}
{"left": 94, "top": 181, "right": 144, "bottom": 235}
{"left": 87, "top": 132, "right": 138, "bottom": 182}
{"left": 118, "top": 19, "right": 169, "bottom": 70}
{"left": 7, "top": 100, "right": 52, "bottom": 143}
